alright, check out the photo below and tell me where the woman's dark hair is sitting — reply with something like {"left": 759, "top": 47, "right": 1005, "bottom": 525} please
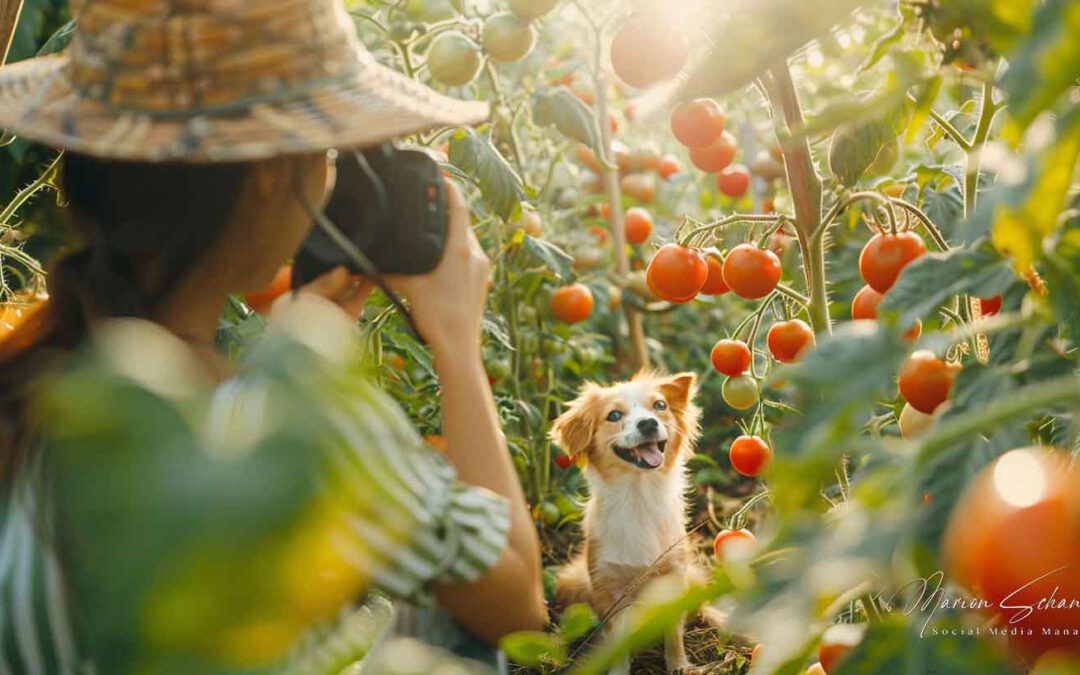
{"left": 0, "top": 153, "right": 252, "bottom": 479}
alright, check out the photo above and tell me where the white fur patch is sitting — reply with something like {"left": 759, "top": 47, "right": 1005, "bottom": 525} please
{"left": 585, "top": 465, "right": 689, "bottom": 567}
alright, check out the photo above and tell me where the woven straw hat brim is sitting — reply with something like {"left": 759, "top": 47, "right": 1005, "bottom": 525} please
{"left": 0, "top": 53, "right": 489, "bottom": 163}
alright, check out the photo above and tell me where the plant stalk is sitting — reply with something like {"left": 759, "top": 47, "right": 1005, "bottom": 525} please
{"left": 764, "top": 64, "right": 830, "bottom": 335}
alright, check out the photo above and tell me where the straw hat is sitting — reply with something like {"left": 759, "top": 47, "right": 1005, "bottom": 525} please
{"left": 0, "top": 0, "right": 489, "bottom": 162}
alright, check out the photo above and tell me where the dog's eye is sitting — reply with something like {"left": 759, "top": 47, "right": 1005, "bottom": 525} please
{"left": 606, "top": 410, "right": 623, "bottom": 422}
{"left": 654, "top": 400, "right": 668, "bottom": 411}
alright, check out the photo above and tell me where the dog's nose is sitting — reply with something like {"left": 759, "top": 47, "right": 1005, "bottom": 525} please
{"left": 637, "top": 418, "right": 660, "bottom": 435}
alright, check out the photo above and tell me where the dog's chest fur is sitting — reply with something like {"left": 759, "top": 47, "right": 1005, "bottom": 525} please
{"left": 584, "top": 466, "right": 688, "bottom": 568}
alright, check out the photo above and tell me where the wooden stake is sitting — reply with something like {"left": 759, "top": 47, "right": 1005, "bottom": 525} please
{"left": 0, "top": 0, "right": 24, "bottom": 66}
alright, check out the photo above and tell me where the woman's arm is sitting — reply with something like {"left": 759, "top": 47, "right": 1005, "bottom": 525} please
{"left": 386, "top": 181, "right": 546, "bottom": 642}
{"left": 428, "top": 338, "right": 547, "bottom": 642}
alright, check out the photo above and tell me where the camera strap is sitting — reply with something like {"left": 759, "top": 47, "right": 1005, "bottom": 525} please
{"left": 292, "top": 165, "right": 425, "bottom": 343}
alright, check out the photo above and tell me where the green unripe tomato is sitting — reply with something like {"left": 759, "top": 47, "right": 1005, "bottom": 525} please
{"left": 427, "top": 32, "right": 482, "bottom": 86}
{"left": 482, "top": 12, "right": 536, "bottom": 63}
{"left": 722, "top": 374, "right": 760, "bottom": 410}
{"left": 508, "top": 0, "right": 559, "bottom": 20}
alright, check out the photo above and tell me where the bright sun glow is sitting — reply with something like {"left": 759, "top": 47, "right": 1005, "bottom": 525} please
{"left": 992, "top": 450, "right": 1048, "bottom": 509}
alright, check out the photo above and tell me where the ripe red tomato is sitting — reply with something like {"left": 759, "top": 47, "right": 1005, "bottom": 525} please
{"left": 589, "top": 225, "right": 609, "bottom": 244}
{"left": 858, "top": 231, "right": 927, "bottom": 293}
{"left": 689, "top": 131, "right": 737, "bottom": 173}
{"left": 722, "top": 374, "right": 759, "bottom": 410}
{"left": 657, "top": 154, "right": 682, "bottom": 180}
{"left": 624, "top": 207, "right": 654, "bottom": 244}
{"left": 645, "top": 244, "right": 708, "bottom": 303}
{"left": 713, "top": 528, "right": 757, "bottom": 561}
{"left": 750, "top": 644, "right": 763, "bottom": 665}
{"left": 717, "top": 164, "right": 751, "bottom": 198}
{"left": 722, "top": 244, "right": 782, "bottom": 300}
{"left": 818, "top": 624, "right": 864, "bottom": 674}
{"left": 551, "top": 283, "right": 595, "bottom": 324}
{"left": 710, "top": 339, "right": 751, "bottom": 377}
{"left": 729, "top": 435, "right": 772, "bottom": 477}
{"left": 699, "top": 254, "right": 729, "bottom": 295}
{"left": 554, "top": 454, "right": 574, "bottom": 469}
{"left": 610, "top": 13, "right": 689, "bottom": 89}
{"left": 944, "top": 447, "right": 1080, "bottom": 658}
{"left": 245, "top": 264, "right": 293, "bottom": 314}
{"left": 851, "top": 284, "right": 921, "bottom": 339}
{"left": 979, "top": 295, "right": 1002, "bottom": 316}
{"left": 767, "top": 319, "right": 815, "bottom": 363}
{"left": 898, "top": 350, "right": 957, "bottom": 414}
{"left": 851, "top": 284, "right": 883, "bottom": 320}
{"left": 670, "top": 99, "right": 726, "bottom": 148}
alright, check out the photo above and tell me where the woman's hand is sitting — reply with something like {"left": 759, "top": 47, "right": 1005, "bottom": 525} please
{"left": 295, "top": 266, "right": 374, "bottom": 321}
{"left": 385, "top": 180, "right": 490, "bottom": 356}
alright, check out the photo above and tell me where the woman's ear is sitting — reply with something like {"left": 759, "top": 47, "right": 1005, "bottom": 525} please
{"left": 549, "top": 385, "right": 600, "bottom": 456}
{"left": 660, "top": 372, "right": 697, "bottom": 409}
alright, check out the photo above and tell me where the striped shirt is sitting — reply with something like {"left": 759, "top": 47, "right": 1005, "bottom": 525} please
{"left": 0, "top": 295, "right": 510, "bottom": 674}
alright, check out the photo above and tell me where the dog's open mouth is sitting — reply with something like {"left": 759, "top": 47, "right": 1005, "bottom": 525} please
{"left": 613, "top": 439, "right": 667, "bottom": 469}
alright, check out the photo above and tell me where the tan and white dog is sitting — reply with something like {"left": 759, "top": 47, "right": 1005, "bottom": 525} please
{"left": 550, "top": 371, "right": 708, "bottom": 673}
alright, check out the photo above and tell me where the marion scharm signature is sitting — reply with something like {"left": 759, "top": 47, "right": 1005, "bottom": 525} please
{"left": 882, "top": 568, "right": 1080, "bottom": 638}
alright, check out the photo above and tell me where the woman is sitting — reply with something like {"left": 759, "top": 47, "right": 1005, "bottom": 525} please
{"left": 0, "top": 0, "right": 545, "bottom": 673}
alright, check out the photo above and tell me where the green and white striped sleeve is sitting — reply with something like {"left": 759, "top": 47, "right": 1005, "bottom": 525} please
{"left": 260, "top": 295, "right": 512, "bottom": 603}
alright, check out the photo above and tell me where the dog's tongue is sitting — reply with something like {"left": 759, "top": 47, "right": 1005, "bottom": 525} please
{"left": 636, "top": 441, "right": 664, "bottom": 468}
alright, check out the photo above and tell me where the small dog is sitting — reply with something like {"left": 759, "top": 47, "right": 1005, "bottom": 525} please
{"left": 550, "top": 371, "right": 710, "bottom": 673}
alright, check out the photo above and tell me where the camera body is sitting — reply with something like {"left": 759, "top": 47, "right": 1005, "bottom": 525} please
{"left": 291, "top": 143, "right": 448, "bottom": 287}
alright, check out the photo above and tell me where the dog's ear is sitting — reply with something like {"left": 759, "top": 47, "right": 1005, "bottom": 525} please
{"left": 549, "top": 384, "right": 600, "bottom": 456}
{"left": 660, "top": 372, "right": 697, "bottom": 409}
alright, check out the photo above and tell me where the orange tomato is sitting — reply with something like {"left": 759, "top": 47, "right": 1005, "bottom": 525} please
{"left": 551, "top": 283, "right": 595, "bottom": 324}
{"left": 689, "top": 131, "right": 737, "bottom": 173}
{"left": 859, "top": 231, "right": 927, "bottom": 293}
{"left": 609, "top": 12, "right": 689, "bottom": 89}
{"left": 728, "top": 435, "right": 772, "bottom": 477}
{"left": 722, "top": 244, "right": 781, "bottom": 300}
{"left": 670, "top": 99, "right": 726, "bottom": 148}
{"left": 767, "top": 319, "right": 815, "bottom": 363}
{"left": 645, "top": 244, "right": 708, "bottom": 303}
{"left": 717, "top": 164, "right": 751, "bottom": 198}
{"left": 699, "top": 253, "right": 729, "bottom": 295}
{"left": 245, "top": 264, "right": 293, "bottom": 314}
{"left": 657, "top": 154, "right": 682, "bottom": 180}
{"left": 898, "top": 350, "right": 957, "bottom": 414}
{"left": 624, "top": 207, "right": 654, "bottom": 244}
{"left": 710, "top": 339, "right": 751, "bottom": 377}
{"left": 713, "top": 528, "right": 757, "bottom": 562}
{"left": 944, "top": 447, "right": 1080, "bottom": 658}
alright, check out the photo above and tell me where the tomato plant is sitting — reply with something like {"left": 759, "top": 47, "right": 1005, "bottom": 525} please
{"left": 6, "top": 0, "right": 1080, "bottom": 672}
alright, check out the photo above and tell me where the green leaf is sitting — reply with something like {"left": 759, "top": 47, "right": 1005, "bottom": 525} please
{"left": 521, "top": 233, "right": 574, "bottom": 281}
{"left": 905, "top": 76, "right": 943, "bottom": 145}
{"left": 533, "top": 87, "right": 601, "bottom": 153}
{"left": 991, "top": 108, "right": 1080, "bottom": 271}
{"left": 500, "top": 631, "right": 566, "bottom": 668}
{"left": 829, "top": 120, "right": 896, "bottom": 187}
{"left": 878, "top": 241, "right": 1016, "bottom": 326}
{"left": 680, "top": 0, "right": 862, "bottom": 99}
{"left": 998, "top": 0, "right": 1080, "bottom": 134}
{"left": 1043, "top": 198, "right": 1080, "bottom": 338}
{"left": 832, "top": 615, "right": 1016, "bottom": 675}
{"left": 559, "top": 603, "right": 598, "bottom": 641}
{"left": 912, "top": 430, "right": 1021, "bottom": 561}
{"left": 448, "top": 127, "right": 525, "bottom": 221}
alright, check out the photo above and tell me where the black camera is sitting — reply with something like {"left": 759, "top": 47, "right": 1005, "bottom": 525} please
{"left": 291, "top": 144, "right": 448, "bottom": 287}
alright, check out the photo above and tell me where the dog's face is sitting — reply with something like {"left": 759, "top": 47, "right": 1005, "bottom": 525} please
{"left": 550, "top": 371, "right": 701, "bottom": 478}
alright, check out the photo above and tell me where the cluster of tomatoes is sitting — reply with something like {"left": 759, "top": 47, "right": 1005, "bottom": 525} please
{"left": 425, "top": 0, "right": 559, "bottom": 87}
{"left": 670, "top": 99, "right": 751, "bottom": 198}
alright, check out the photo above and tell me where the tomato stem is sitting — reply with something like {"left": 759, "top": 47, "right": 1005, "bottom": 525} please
{"left": 762, "top": 64, "right": 831, "bottom": 336}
